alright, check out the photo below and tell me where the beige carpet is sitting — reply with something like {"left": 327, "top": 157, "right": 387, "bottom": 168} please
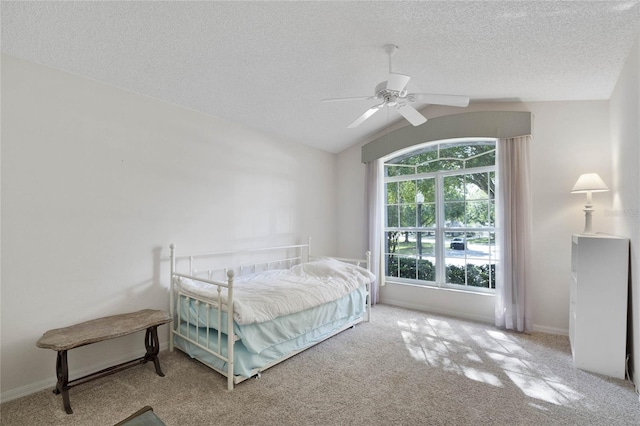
{"left": 2, "top": 304, "right": 639, "bottom": 425}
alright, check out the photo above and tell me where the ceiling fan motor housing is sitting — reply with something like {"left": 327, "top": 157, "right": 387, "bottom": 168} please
{"left": 374, "top": 81, "right": 403, "bottom": 105}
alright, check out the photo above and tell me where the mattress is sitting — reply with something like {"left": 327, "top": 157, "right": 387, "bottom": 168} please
{"left": 173, "top": 284, "right": 367, "bottom": 377}
{"left": 176, "top": 257, "right": 375, "bottom": 325}
{"left": 179, "top": 284, "right": 367, "bottom": 353}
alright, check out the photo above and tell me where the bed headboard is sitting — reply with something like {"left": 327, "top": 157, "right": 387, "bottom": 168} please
{"left": 170, "top": 241, "right": 310, "bottom": 282}
{"left": 170, "top": 237, "right": 372, "bottom": 281}
{"left": 308, "top": 253, "right": 371, "bottom": 270}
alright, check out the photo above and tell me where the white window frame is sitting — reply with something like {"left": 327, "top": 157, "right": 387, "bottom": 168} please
{"left": 383, "top": 139, "right": 497, "bottom": 294}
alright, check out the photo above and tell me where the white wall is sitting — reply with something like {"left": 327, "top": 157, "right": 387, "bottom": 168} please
{"left": 336, "top": 142, "right": 367, "bottom": 258}
{"left": 609, "top": 35, "right": 639, "bottom": 388}
{"left": 0, "top": 55, "right": 338, "bottom": 400}
{"left": 337, "top": 100, "right": 612, "bottom": 333}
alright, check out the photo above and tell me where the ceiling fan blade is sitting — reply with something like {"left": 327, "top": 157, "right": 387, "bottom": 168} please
{"left": 321, "top": 96, "right": 373, "bottom": 103}
{"left": 347, "top": 103, "right": 384, "bottom": 128}
{"left": 395, "top": 103, "right": 427, "bottom": 126}
{"left": 407, "top": 93, "right": 470, "bottom": 107}
{"left": 386, "top": 73, "right": 411, "bottom": 92}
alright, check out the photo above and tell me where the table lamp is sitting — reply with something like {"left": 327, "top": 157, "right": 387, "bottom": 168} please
{"left": 571, "top": 173, "right": 609, "bottom": 235}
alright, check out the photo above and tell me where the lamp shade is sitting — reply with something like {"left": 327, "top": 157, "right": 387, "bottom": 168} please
{"left": 571, "top": 173, "right": 609, "bottom": 193}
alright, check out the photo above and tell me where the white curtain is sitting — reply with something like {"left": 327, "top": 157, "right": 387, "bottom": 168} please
{"left": 495, "top": 136, "right": 533, "bottom": 333}
{"left": 365, "top": 159, "right": 384, "bottom": 305}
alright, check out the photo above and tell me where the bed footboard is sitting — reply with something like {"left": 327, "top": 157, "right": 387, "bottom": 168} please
{"left": 170, "top": 244, "right": 236, "bottom": 390}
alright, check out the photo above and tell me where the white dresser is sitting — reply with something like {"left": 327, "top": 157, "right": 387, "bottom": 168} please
{"left": 570, "top": 234, "right": 629, "bottom": 379}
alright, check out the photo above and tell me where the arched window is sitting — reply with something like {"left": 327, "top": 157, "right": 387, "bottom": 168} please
{"left": 383, "top": 138, "right": 496, "bottom": 292}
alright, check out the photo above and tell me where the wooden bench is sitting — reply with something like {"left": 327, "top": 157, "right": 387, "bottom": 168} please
{"left": 36, "top": 309, "right": 172, "bottom": 414}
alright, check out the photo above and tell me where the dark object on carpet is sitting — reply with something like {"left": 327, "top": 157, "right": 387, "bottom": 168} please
{"left": 114, "top": 405, "right": 166, "bottom": 426}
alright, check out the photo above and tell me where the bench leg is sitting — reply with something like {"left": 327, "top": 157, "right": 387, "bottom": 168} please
{"left": 144, "top": 326, "right": 164, "bottom": 377}
{"left": 53, "top": 350, "right": 73, "bottom": 414}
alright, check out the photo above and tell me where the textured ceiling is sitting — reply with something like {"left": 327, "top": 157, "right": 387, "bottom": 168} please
{"left": 2, "top": 1, "right": 639, "bottom": 153}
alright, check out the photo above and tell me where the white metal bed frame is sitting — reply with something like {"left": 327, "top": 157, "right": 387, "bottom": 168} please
{"left": 169, "top": 238, "right": 371, "bottom": 390}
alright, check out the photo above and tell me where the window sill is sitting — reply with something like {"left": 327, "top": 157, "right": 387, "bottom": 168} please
{"left": 384, "top": 279, "right": 495, "bottom": 297}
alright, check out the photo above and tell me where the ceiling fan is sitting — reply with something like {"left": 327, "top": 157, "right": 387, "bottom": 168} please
{"left": 322, "top": 44, "right": 470, "bottom": 128}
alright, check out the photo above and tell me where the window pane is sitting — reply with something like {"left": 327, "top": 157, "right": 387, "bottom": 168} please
{"left": 466, "top": 200, "right": 489, "bottom": 227}
{"left": 400, "top": 205, "right": 417, "bottom": 227}
{"left": 388, "top": 144, "right": 438, "bottom": 165}
{"left": 386, "top": 165, "right": 414, "bottom": 176}
{"left": 386, "top": 181, "right": 398, "bottom": 204}
{"left": 465, "top": 172, "right": 490, "bottom": 200}
{"left": 417, "top": 257, "right": 436, "bottom": 281}
{"left": 445, "top": 232, "right": 466, "bottom": 252}
{"left": 431, "top": 159, "right": 463, "bottom": 171}
{"left": 418, "top": 233, "right": 437, "bottom": 283}
{"left": 386, "top": 205, "right": 399, "bottom": 227}
{"left": 416, "top": 231, "right": 436, "bottom": 257}
{"left": 439, "top": 144, "right": 469, "bottom": 160}
{"left": 466, "top": 264, "right": 494, "bottom": 288}
{"left": 443, "top": 175, "right": 464, "bottom": 201}
{"left": 445, "top": 262, "right": 466, "bottom": 285}
{"left": 397, "top": 166, "right": 414, "bottom": 175}
{"left": 386, "top": 254, "right": 399, "bottom": 277}
{"left": 419, "top": 203, "right": 436, "bottom": 227}
{"left": 398, "top": 181, "right": 417, "bottom": 204}
{"left": 444, "top": 202, "right": 465, "bottom": 226}
{"left": 445, "top": 230, "right": 467, "bottom": 285}
{"left": 440, "top": 142, "right": 495, "bottom": 162}
{"left": 417, "top": 162, "right": 438, "bottom": 173}
{"left": 385, "top": 231, "right": 401, "bottom": 252}
{"left": 413, "top": 150, "right": 438, "bottom": 163}
{"left": 416, "top": 178, "right": 435, "bottom": 202}
{"left": 467, "top": 232, "right": 494, "bottom": 261}
{"left": 417, "top": 163, "right": 430, "bottom": 173}
{"left": 399, "top": 256, "right": 417, "bottom": 279}
{"left": 385, "top": 165, "right": 398, "bottom": 177}
{"left": 395, "top": 232, "right": 414, "bottom": 255}
{"left": 466, "top": 149, "right": 496, "bottom": 168}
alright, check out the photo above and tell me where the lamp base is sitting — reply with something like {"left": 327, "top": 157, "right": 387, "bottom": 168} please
{"left": 582, "top": 207, "right": 595, "bottom": 235}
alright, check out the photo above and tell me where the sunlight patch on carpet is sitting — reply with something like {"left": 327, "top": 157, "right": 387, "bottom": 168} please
{"left": 487, "top": 351, "right": 583, "bottom": 406}
{"left": 397, "top": 317, "right": 586, "bottom": 402}
{"left": 400, "top": 328, "right": 505, "bottom": 387}
{"left": 461, "top": 366, "right": 503, "bottom": 387}
{"left": 505, "top": 371, "right": 576, "bottom": 405}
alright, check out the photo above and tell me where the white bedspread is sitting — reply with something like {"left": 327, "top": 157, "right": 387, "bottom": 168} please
{"left": 177, "top": 258, "right": 374, "bottom": 325}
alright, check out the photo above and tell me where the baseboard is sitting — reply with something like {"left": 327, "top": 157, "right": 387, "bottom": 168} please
{"left": 0, "top": 376, "right": 57, "bottom": 405}
{"left": 380, "top": 300, "right": 569, "bottom": 336}
{"left": 0, "top": 342, "right": 169, "bottom": 404}
{"left": 531, "top": 324, "right": 569, "bottom": 336}
{"left": 381, "top": 299, "right": 495, "bottom": 325}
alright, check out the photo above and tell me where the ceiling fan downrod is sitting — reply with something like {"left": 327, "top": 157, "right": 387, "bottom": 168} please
{"left": 384, "top": 44, "right": 399, "bottom": 74}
